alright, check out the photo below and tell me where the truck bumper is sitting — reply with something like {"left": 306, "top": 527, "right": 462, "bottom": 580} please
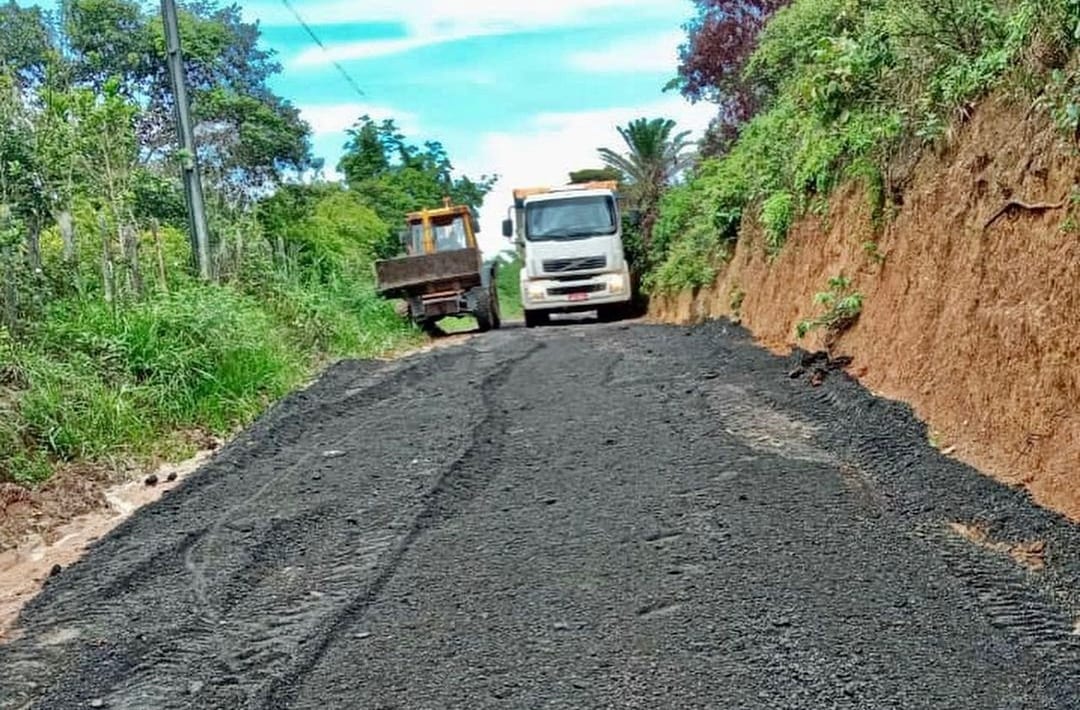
{"left": 521, "top": 268, "right": 632, "bottom": 312}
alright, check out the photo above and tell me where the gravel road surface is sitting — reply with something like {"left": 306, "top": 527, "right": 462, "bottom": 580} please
{"left": 3, "top": 322, "right": 1080, "bottom": 709}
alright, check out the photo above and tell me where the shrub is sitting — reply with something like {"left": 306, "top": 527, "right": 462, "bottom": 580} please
{"left": 761, "top": 191, "right": 795, "bottom": 251}
{"left": 651, "top": 0, "right": 1056, "bottom": 286}
{"left": 797, "top": 275, "right": 864, "bottom": 339}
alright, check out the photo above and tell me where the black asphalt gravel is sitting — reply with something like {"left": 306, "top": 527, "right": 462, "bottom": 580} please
{"left": 3, "top": 321, "right": 1080, "bottom": 709}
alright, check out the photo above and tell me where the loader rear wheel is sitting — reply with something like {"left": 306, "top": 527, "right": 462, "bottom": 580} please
{"left": 474, "top": 288, "right": 497, "bottom": 332}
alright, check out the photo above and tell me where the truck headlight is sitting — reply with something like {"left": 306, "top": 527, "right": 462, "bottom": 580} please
{"left": 607, "top": 273, "right": 627, "bottom": 295}
{"left": 527, "top": 284, "right": 546, "bottom": 301}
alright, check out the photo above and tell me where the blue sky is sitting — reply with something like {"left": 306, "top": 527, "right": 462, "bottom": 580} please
{"left": 242, "top": 0, "right": 717, "bottom": 251}
{"left": 17, "top": 0, "right": 717, "bottom": 251}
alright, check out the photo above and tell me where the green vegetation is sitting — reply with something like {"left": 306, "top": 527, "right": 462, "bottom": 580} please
{"left": 0, "top": 0, "right": 491, "bottom": 484}
{"left": 495, "top": 253, "right": 525, "bottom": 321}
{"left": 599, "top": 117, "right": 696, "bottom": 257}
{"left": 729, "top": 285, "right": 746, "bottom": 315}
{"left": 863, "top": 240, "right": 887, "bottom": 265}
{"left": 796, "top": 275, "right": 864, "bottom": 339}
{"left": 649, "top": 0, "right": 1080, "bottom": 292}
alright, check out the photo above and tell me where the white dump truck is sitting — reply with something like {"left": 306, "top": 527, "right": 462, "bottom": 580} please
{"left": 501, "top": 181, "right": 633, "bottom": 327}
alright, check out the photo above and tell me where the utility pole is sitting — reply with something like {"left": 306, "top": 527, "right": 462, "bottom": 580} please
{"left": 161, "top": 0, "right": 211, "bottom": 280}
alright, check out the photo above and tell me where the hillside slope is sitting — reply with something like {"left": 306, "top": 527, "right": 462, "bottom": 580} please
{"left": 652, "top": 99, "right": 1079, "bottom": 518}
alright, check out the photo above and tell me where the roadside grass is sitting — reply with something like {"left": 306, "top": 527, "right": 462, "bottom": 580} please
{"left": 439, "top": 317, "right": 478, "bottom": 334}
{"left": 495, "top": 254, "right": 524, "bottom": 321}
{"left": 0, "top": 281, "right": 418, "bottom": 485}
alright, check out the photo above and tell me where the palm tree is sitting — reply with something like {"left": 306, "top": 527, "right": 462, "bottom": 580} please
{"left": 598, "top": 117, "right": 695, "bottom": 252}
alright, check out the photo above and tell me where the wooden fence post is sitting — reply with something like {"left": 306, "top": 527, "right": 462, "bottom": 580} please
{"left": 151, "top": 220, "right": 168, "bottom": 292}
{"left": 98, "top": 214, "right": 115, "bottom": 306}
{"left": 120, "top": 224, "right": 143, "bottom": 297}
{"left": 1, "top": 247, "right": 17, "bottom": 332}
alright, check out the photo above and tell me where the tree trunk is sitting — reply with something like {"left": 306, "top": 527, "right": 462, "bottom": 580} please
{"left": 151, "top": 220, "right": 168, "bottom": 292}
{"left": 99, "top": 215, "right": 115, "bottom": 305}
{"left": 58, "top": 210, "right": 76, "bottom": 264}
{"left": 120, "top": 224, "right": 143, "bottom": 297}
{"left": 641, "top": 208, "right": 657, "bottom": 255}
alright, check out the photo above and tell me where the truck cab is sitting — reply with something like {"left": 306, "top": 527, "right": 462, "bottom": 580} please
{"left": 502, "top": 182, "right": 632, "bottom": 327}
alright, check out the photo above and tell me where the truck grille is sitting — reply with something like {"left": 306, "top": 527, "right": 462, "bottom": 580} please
{"left": 543, "top": 256, "right": 607, "bottom": 273}
{"left": 547, "top": 283, "right": 605, "bottom": 296}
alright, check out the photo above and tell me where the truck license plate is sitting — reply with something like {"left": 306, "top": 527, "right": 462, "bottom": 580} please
{"left": 568, "top": 292, "right": 589, "bottom": 302}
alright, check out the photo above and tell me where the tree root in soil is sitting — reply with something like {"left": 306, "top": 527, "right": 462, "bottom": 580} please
{"left": 983, "top": 197, "right": 1067, "bottom": 231}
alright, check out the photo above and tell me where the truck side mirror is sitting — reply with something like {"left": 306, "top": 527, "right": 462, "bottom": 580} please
{"left": 501, "top": 219, "right": 513, "bottom": 238}
{"left": 626, "top": 210, "right": 642, "bottom": 228}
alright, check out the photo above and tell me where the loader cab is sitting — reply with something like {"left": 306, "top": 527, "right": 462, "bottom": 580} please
{"left": 404, "top": 201, "right": 481, "bottom": 256}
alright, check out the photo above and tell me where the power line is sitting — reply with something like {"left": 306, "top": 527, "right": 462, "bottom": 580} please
{"left": 279, "top": 0, "right": 367, "bottom": 99}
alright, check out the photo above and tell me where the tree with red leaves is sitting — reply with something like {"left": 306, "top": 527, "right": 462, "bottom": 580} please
{"left": 673, "top": 0, "right": 791, "bottom": 154}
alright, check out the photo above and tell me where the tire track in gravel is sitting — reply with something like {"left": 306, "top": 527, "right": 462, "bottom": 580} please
{"left": 0, "top": 343, "right": 505, "bottom": 709}
{"left": 255, "top": 338, "right": 544, "bottom": 710}
{"left": 122, "top": 341, "right": 540, "bottom": 709}
{"left": 680, "top": 322, "right": 1080, "bottom": 698}
{"left": 795, "top": 377, "right": 1080, "bottom": 686}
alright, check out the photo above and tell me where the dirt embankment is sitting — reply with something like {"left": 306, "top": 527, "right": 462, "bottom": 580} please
{"left": 652, "top": 98, "right": 1080, "bottom": 519}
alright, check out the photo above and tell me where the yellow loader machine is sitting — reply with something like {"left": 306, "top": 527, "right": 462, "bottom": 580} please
{"left": 375, "top": 200, "right": 501, "bottom": 333}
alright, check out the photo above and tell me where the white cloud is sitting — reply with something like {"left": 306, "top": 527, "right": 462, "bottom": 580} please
{"left": 254, "top": 0, "right": 674, "bottom": 29}
{"left": 459, "top": 97, "right": 718, "bottom": 255}
{"left": 567, "top": 30, "right": 684, "bottom": 74}
{"left": 292, "top": 34, "right": 475, "bottom": 67}
{"left": 272, "top": 0, "right": 678, "bottom": 66}
{"left": 299, "top": 103, "right": 420, "bottom": 137}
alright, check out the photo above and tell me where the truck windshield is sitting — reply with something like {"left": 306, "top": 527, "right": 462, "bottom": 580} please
{"left": 525, "top": 196, "right": 617, "bottom": 241}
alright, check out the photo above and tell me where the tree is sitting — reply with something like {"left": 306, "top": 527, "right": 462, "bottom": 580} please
{"left": 338, "top": 116, "right": 496, "bottom": 251}
{"left": 0, "top": 70, "right": 50, "bottom": 278}
{"left": 598, "top": 118, "right": 695, "bottom": 253}
{"left": 0, "top": 2, "right": 57, "bottom": 88}
{"left": 258, "top": 183, "right": 387, "bottom": 279}
{"left": 568, "top": 167, "right": 622, "bottom": 184}
{"left": 56, "top": 0, "right": 313, "bottom": 205}
{"left": 671, "top": 0, "right": 791, "bottom": 154}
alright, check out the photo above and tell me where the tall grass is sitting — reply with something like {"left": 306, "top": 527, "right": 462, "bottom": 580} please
{"left": 0, "top": 280, "right": 418, "bottom": 484}
{"left": 495, "top": 254, "right": 524, "bottom": 321}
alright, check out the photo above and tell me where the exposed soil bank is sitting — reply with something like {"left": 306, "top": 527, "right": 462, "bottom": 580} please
{"left": 652, "top": 99, "right": 1079, "bottom": 519}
